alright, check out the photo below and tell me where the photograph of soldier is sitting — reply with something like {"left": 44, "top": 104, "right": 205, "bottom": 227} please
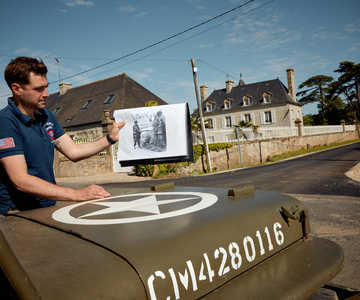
{"left": 114, "top": 103, "right": 191, "bottom": 165}
{"left": 152, "top": 110, "right": 166, "bottom": 151}
{"left": 132, "top": 108, "right": 167, "bottom": 155}
{"left": 133, "top": 120, "right": 141, "bottom": 148}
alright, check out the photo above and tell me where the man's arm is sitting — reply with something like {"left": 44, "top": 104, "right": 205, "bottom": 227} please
{"left": 0, "top": 155, "right": 110, "bottom": 201}
{"left": 55, "top": 121, "right": 125, "bottom": 162}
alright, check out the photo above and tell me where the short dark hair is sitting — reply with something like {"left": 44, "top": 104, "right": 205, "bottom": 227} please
{"left": 4, "top": 57, "right": 48, "bottom": 88}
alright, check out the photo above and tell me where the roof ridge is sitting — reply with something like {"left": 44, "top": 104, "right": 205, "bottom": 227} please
{"left": 51, "top": 73, "right": 127, "bottom": 95}
{"left": 214, "top": 78, "right": 280, "bottom": 92}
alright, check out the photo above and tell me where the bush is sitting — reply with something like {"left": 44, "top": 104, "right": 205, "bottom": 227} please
{"left": 134, "top": 164, "right": 154, "bottom": 177}
{"left": 134, "top": 143, "right": 233, "bottom": 177}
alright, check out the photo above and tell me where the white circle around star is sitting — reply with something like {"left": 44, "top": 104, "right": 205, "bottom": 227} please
{"left": 52, "top": 192, "right": 218, "bottom": 225}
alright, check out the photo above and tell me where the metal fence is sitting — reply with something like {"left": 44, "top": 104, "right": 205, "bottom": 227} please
{"left": 193, "top": 125, "right": 357, "bottom": 144}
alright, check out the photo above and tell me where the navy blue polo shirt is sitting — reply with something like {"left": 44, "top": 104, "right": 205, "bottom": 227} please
{"left": 0, "top": 98, "right": 65, "bottom": 215}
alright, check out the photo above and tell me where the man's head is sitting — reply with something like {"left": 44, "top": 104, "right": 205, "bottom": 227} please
{"left": 5, "top": 57, "right": 49, "bottom": 116}
{"left": 4, "top": 57, "right": 48, "bottom": 89}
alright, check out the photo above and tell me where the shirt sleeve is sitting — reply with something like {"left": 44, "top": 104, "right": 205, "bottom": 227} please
{"left": 0, "top": 116, "right": 24, "bottom": 158}
{"left": 46, "top": 109, "right": 66, "bottom": 139}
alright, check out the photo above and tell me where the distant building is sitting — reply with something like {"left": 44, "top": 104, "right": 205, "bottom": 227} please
{"left": 46, "top": 73, "right": 167, "bottom": 140}
{"left": 192, "top": 69, "right": 303, "bottom": 136}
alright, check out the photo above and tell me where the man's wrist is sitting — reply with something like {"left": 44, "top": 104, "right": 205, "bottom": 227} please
{"left": 106, "top": 134, "right": 116, "bottom": 144}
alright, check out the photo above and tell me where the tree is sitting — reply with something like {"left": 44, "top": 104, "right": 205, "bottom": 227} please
{"left": 190, "top": 116, "right": 212, "bottom": 131}
{"left": 233, "top": 119, "right": 260, "bottom": 139}
{"left": 191, "top": 116, "right": 212, "bottom": 144}
{"left": 297, "top": 75, "right": 334, "bottom": 124}
{"left": 330, "top": 61, "right": 360, "bottom": 124}
{"left": 302, "top": 114, "right": 315, "bottom": 126}
{"left": 145, "top": 101, "right": 158, "bottom": 107}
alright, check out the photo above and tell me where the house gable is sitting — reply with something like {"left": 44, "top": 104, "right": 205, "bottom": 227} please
{"left": 196, "top": 78, "right": 298, "bottom": 116}
{"left": 46, "top": 73, "right": 167, "bottom": 128}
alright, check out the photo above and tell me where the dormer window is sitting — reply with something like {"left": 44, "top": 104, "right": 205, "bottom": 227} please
{"left": 53, "top": 107, "right": 61, "bottom": 115}
{"left": 103, "top": 94, "right": 115, "bottom": 105}
{"left": 242, "top": 94, "right": 252, "bottom": 106}
{"left": 224, "top": 98, "right": 233, "bottom": 110}
{"left": 81, "top": 99, "right": 93, "bottom": 110}
{"left": 263, "top": 92, "right": 272, "bottom": 104}
{"left": 206, "top": 103, "right": 212, "bottom": 112}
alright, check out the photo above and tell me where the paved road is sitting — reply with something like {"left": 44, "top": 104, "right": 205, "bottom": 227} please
{"left": 103, "top": 142, "right": 360, "bottom": 196}
{"left": 101, "top": 142, "right": 360, "bottom": 292}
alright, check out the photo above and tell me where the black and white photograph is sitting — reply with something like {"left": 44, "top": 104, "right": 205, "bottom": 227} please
{"left": 114, "top": 103, "right": 192, "bottom": 166}
{"left": 132, "top": 108, "right": 167, "bottom": 154}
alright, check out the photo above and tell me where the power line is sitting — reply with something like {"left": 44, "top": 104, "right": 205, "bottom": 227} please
{"left": 1, "top": 0, "right": 274, "bottom": 97}
{"left": 47, "top": 0, "right": 256, "bottom": 84}
{"left": 57, "top": 0, "right": 274, "bottom": 86}
{"left": 200, "top": 60, "right": 239, "bottom": 82}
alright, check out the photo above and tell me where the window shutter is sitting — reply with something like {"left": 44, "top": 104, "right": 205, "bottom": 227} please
{"left": 222, "top": 117, "right": 225, "bottom": 128}
{"left": 212, "top": 118, "right": 216, "bottom": 130}
{"left": 231, "top": 115, "right": 235, "bottom": 127}
{"left": 271, "top": 110, "right": 276, "bottom": 123}
{"left": 240, "top": 114, "right": 244, "bottom": 122}
{"left": 251, "top": 113, "right": 255, "bottom": 124}
{"left": 260, "top": 112, "right": 264, "bottom": 125}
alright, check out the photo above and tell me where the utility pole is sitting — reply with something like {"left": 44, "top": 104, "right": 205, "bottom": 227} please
{"left": 191, "top": 58, "right": 212, "bottom": 173}
{"left": 55, "top": 58, "right": 61, "bottom": 82}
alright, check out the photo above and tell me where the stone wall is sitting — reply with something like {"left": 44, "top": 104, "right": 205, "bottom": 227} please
{"left": 66, "top": 124, "right": 103, "bottom": 140}
{"left": 55, "top": 155, "right": 113, "bottom": 178}
{"left": 54, "top": 129, "right": 359, "bottom": 178}
{"left": 186, "top": 130, "right": 359, "bottom": 173}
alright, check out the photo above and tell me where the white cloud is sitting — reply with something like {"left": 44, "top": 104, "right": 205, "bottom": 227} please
{"left": 56, "top": 9, "right": 67, "bottom": 13}
{"left": 144, "top": 68, "right": 156, "bottom": 73}
{"left": 344, "top": 23, "right": 360, "bottom": 33}
{"left": 346, "top": 47, "right": 358, "bottom": 52}
{"left": 14, "top": 48, "right": 30, "bottom": 54}
{"left": 134, "top": 11, "right": 151, "bottom": 18}
{"left": 196, "top": 43, "right": 215, "bottom": 49}
{"left": 64, "top": 0, "right": 94, "bottom": 7}
{"left": 118, "top": 4, "right": 136, "bottom": 13}
{"left": 128, "top": 71, "right": 151, "bottom": 81}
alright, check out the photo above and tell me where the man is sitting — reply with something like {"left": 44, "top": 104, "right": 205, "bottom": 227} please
{"left": 133, "top": 120, "right": 141, "bottom": 148}
{"left": 0, "top": 57, "right": 125, "bottom": 215}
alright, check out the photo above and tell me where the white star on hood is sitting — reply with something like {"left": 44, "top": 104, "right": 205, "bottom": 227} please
{"left": 78, "top": 195, "right": 199, "bottom": 219}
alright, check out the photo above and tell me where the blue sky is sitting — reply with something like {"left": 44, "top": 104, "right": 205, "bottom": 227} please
{"left": 1, "top": 0, "right": 359, "bottom": 116}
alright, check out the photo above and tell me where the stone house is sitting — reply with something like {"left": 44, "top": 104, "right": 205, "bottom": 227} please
{"left": 192, "top": 69, "right": 303, "bottom": 142}
{"left": 46, "top": 73, "right": 167, "bottom": 140}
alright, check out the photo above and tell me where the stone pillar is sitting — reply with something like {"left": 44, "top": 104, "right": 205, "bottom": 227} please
{"left": 354, "top": 120, "right": 359, "bottom": 137}
{"left": 341, "top": 119, "right": 345, "bottom": 132}
{"left": 102, "top": 110, "right": 114, "bottom": 155}
{"left": 102, "top": 110, "right": 113, "bottom": 136}
{"left": 295, "top": 118, "right": 303, "bottom": 136}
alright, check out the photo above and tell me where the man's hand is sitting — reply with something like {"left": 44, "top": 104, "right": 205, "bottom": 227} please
{"left": 108, "top": 120, "right": 126, "bottom": 143}
{"left": 72, "top": 185, "right": 111, "bottom": 201}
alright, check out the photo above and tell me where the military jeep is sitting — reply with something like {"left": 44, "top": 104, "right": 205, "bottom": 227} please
{"left": 0, "top": 185, "right": 344, "bottom": 299}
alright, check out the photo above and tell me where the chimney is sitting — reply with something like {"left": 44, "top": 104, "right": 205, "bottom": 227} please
{"left": 200, "top": 85, "right": 209, "bottom": 102}
{"left": 286, "top": 68, "right": 296, "bottom": 100}
{"left": 226, "top": 80, "right": 234, "bottom": 93}
{"left": 59, "top": 82, "right": 72, "bottom": 95}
